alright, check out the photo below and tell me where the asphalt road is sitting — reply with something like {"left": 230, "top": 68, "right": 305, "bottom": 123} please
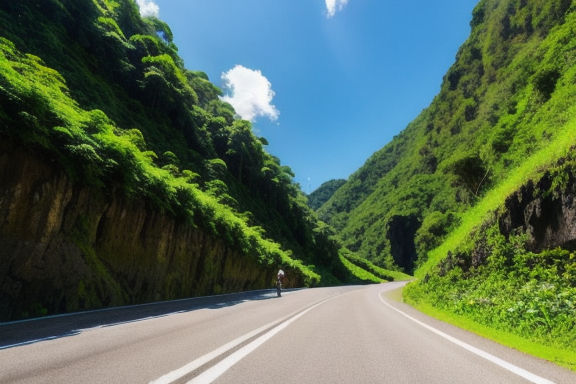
{"left": 1, "top": 282, "right": 574, "bottom": 384}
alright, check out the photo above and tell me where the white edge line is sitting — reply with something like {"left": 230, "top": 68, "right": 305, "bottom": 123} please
{"left": 1, "top": 289, "right": 288, "bottom": 326}
{"left": 378, "top": 292, "right": 556, "bottom": 384}
{"left": 0, "top": 333, "right": 77, "bottom": 350}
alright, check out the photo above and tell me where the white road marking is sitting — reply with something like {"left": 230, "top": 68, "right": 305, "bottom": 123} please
{"left": 378, "top": 292, "right": 557, "bottom": 384}
{"left": 148, "top": 319, "right": 279, "bottom": 384}
{"left": 150, "top": 296, "right": 336, "bottom": 384}
{"left": 187, "top": 297, "right": 334, "bottom": 384}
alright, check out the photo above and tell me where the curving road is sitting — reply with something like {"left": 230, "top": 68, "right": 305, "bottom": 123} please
{"left": 1, "top": 282, "right": 574, "bottom": 384}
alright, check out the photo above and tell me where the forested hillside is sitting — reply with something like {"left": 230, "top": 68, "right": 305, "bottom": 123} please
{"left": 319, "top": 0, "right": 575, "bottom": 273}
{"left": 307, "top": 179, "right": 346, "bottom": 211}
{"left": 0, "top": 0, "right": 399, "bottom": 321}
{"left": 319, "top": 0, "right": 576, "bottom": 366}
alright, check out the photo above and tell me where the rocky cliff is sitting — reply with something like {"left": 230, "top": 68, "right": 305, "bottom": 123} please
{"left": 0, "top": 139, "right": 290, "bottom": 321}
{"left": 499, "top": 163, "right": 576, "bottom": 253}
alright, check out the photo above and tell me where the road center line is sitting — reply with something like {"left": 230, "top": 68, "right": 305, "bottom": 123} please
{"left": 186, "top": 296, "right": 336, "bottom": 384}
{"left": 148, "top": 318, "right": 281, "bottom": 384}
{"left": 149, "top": 296, "right": 336, "bottom": 384}
{"left": 378, "top": 292, "right": 556, "bottom": 384}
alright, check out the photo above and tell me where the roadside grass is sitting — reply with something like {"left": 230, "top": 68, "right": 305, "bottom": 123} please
{"left": 416, "top": 119, "right": 576, "bottom": 279}
{"left": 408, "top": 117, "right": 576, "bottom": 373}
{"left": 403, "top": 286, "right": 576, "bottom": 373}
{"left": 366, "top": 262, "right": 412, "bottom": 282}
{"left": 340, "top": 255, "right": 383, "bottom": 283}
{"left": 342, "top": 251, "right": 412, "bottom": 282}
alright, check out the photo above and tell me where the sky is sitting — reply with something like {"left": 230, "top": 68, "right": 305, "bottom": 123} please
{"left": 136, "top": 0, "right": 479, "bottom": 193}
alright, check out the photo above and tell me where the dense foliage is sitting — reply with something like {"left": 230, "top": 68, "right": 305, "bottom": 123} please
{"left": 307, "top": 179, "right": 346, "bottom": 211}
{"left": 313, "top": 0, "right": 576, "bottom": 365}
{"left": 0, "top": 0, "right": 386, "bottom": 287}
{"left": 319, "top": 0, "right": 576, "bottom": 275}
{"left": 406, "top": 231, "right": 576, "bottom": 356}
{"left": 405, "top": 146, "right": 576, "bottom": 367}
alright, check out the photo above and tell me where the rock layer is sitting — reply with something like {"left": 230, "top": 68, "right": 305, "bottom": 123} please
{"left": 0, "top": 140, "right": 274, "bottom": 321}
{"left": 499, "top": 170, "right": 576, "bottom": 252}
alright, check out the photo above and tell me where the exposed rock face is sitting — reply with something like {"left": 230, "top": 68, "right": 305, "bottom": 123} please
{"left": 0, "top": 140, "right": 274, "bottom": 321}
{"left": 499, "top": 171, "right": 576, "bottom": 252}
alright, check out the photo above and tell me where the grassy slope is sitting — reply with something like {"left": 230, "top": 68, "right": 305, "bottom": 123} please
{"left": 342, "top": 251, "right": 412, "bottom": 282}
{"left": 418, "top": 120, "right": 576, "bottom": 278}
{"left": 404, "top": 118, "right": 576, "bottom": 371}
{"left": 404, "top": 122, "right": 576, "bottom": 371}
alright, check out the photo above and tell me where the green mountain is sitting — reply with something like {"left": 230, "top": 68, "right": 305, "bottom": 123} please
{"left": 0, "top": 0, "right": 399, "bottom": 321}
{"left": 320, "top": 0, "right": 575, "bottom": 273}
{"left": 319, "top": 0, "right": 576, "bottom": 365}
{"left": 307, "top": 179, "right": 346, "bottom": 211}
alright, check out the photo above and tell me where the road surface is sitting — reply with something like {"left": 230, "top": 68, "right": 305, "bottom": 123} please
{"left": 1, "top": 282, "right": 574, "bottom": 383}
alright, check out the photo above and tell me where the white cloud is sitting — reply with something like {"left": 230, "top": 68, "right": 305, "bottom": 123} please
{"left": 136, "top": 0, "right": 159, "bottom": 18}
{"left": 220, "top": 65, "right": 280, "bottom": 123}
{"left": 325, "top": 0, "right": 349, "bottom": 18}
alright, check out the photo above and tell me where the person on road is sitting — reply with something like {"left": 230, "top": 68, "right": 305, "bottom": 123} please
{"left": 276, "top": 269, "right": 285, "bottom": 297}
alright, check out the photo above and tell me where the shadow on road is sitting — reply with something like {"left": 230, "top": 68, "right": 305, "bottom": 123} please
{"left": 0, "top": 289, "right": 287, "bottom": 349}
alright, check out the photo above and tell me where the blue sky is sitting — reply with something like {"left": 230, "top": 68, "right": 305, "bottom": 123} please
{"left": 138, "top": 0, "right": 479, "bottom": 193}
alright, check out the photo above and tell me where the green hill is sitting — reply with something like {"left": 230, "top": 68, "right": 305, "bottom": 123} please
{"left": 307, "top": 179, "right": 346, "bottom": 211}
{"left": 320, "top": 0, "right": 575, "bottom": 273}
{"left": 319, "top": 0, "right": 576, "bottom": 368}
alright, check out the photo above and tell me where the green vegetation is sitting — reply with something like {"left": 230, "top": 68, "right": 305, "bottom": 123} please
{"left": 319, "top": 0, "right": 576, "bottom": 273}
{"left": 0, "top": 0, "right": 391, "bottom": 304}
{"left": 316, "top": 0, "right": 576, "bottom": 368}
{"left": 339, "top": 255, "right": 383, "bottom": 284}
{"left": 405, "top": 140, "right": 576, "bottom": 369}
{"left": 418, "top": 124, "right": 576, "bottom": 277}
{"left": 404, "top": 297, "right": 576, "bottom": 371}
{"left": 341, "top": 250, "right": 412, "bottom": 282}
{"left": 406, "top": 229, "right": 576, "bottom": 358}
{"left": 307, "top": 179, "right": 346, "bottom": 210}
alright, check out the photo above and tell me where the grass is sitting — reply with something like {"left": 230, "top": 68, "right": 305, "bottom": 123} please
{"left": 340, "top": 251, "right": 413, "bottom": 283}
{"left": 404, "top": 285, "right": 576, "bottom": 372}
{"left": 382, "top": 285, "right": 406, "bottom": 303}
{"left": 407, "top": 116, "right": 576, "bottom": 373}
{"left": 339, "top": 255, "right": 383, "bottom": 283}
{"left": 342, "top": 251, "right": 413, "bottom": 282}
{"left": 416, "top": 118, "right": 576, "bottom": 278}
{"left": 380, "top": 269, "right": 413, "bottom": 282}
